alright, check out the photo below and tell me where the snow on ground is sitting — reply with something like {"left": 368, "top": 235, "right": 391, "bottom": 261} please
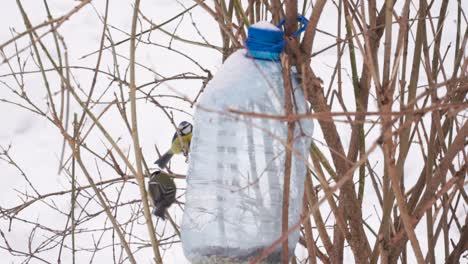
{"left": 0, "top": 0, "right": 465, "bottom": 263}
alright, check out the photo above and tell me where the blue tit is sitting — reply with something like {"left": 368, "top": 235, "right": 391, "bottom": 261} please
{"left": 155, "top": 121, "right": 193, "bottom": 169}
{"left": 148, "top": 170, "right": 176, "bottom": 220}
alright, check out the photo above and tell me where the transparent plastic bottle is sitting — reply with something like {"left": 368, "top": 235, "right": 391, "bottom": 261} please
{"left": 181, "top": 48, "right": 313, "bottom": 263}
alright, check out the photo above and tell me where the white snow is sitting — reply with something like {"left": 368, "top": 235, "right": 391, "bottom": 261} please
{"left": 0, "top": 0, "right": 464, "bottom": 263}
{"left": 250, "top": 21, "right": 281, "bottom": 31}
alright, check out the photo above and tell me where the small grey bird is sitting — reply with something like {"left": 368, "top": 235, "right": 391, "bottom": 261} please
{"left": 148, "top": 170, "right": 176, "bottom": 220}
{"left": 155, "top": 121, "right": 193, "bottom": 169}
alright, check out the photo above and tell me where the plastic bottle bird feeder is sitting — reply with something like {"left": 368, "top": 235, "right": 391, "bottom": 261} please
{"left": 181, "top": 19, "right": 313, "bottom": 264}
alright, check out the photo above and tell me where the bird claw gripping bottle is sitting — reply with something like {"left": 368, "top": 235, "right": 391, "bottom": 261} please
{"left": 182, "top": 18, "right": 313, "bottom": 263}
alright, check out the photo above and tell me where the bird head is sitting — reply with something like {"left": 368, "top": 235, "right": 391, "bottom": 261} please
{"left": 150, "top": 170, "right": 161, "bottom": 180}
{"left": 178, "top": 121, "right": 193, "bottom": 135}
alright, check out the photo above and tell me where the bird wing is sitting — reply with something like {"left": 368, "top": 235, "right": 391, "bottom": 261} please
{"left": 161, "top": 183, "right": 176, "bottom": 203}
{"left": 148, "top": 181, "right": 163, "bottom": 204}
{"left": 171, "top": 131, "right": 178, "bottom": 142}
{"left": 148, "top": 180, "right": 176, "bottom": 205}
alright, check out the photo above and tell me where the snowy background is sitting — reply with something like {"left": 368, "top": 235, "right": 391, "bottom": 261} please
{"left": 0, "top": 0, "right": 466, "bottom": 263}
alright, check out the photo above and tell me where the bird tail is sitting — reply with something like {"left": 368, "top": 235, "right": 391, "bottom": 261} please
{"left": 153, "top": 206, "right": 166, "bottom": 220}
{"left": 155, "top": 152, "right": 173, "bottom": 169}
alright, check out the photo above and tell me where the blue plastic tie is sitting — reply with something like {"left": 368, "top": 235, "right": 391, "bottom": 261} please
{"left": 277, "top": 15, "right": 309, "bottom": 38}
{"left": 245, "top": 15, "right": 309, "bottom": 60}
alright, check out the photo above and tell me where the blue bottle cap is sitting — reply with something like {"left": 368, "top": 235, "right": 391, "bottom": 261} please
{"left": 245, "top": 21, "right": 285, "bottom": 61}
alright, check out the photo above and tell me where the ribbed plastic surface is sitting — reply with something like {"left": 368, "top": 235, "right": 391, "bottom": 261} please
{"left": 181, "top": 49, "right": 313, "bottom": 263}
